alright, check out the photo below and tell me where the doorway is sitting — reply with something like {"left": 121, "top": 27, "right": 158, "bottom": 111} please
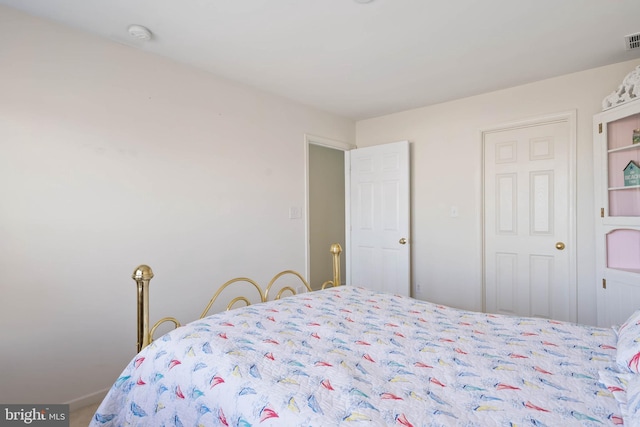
{"left": 305, "top": 136, "right": 411, "bottom": 295}
{"left": 305, "top": 135, "right": 353, "bottom": 289}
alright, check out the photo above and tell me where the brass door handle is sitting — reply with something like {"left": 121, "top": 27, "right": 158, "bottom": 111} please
{"left": 555, "top": 242, "right": 565, "bottom": 250}
{"left": 399, "top": 238, "right": 407, "bottom": 245}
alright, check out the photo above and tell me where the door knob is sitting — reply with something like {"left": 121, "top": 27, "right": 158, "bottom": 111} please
{"left": 555, "top": 242, "right": 565, "bottom": 250}
{"left": 399, "top": 238, "right": 407, "bottom": 245}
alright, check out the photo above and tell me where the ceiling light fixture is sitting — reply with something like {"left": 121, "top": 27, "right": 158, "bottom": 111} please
{"left": 128, "top": 24, "right": 153, "bottom": 41}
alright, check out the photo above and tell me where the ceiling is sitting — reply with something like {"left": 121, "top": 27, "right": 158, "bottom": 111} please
{"left": 2, "top": 0, "right": 640, "bottom": 120}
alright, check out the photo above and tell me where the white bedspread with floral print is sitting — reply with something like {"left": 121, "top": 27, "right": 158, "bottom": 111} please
{"left": 91, "top": 286, "right": 622, "bottom": 426}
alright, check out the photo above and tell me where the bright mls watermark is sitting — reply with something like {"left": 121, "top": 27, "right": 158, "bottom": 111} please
{"left": 1, "top": 405, "right": 68, "bottom": 426}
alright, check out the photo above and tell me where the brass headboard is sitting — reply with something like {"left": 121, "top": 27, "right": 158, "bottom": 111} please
{"left": 132, "top": 243, "right": 342, "bottom": 352}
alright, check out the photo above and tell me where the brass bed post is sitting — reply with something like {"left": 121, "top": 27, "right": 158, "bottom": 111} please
{"left": 132, "top": 265, "right": 154, "bottom": 353}
{"left": 321, "top": 243, "right": 342, "bottom": 289}
{"left": 331, "top": 243, "right": 342, "bottom": 287}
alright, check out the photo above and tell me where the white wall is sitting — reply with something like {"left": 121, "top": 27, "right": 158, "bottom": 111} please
{"left": 356, "top": 58, "right": 640, "bottom": 326}
{"left": 0, "top": 6, "right": 354, "bottom": 406}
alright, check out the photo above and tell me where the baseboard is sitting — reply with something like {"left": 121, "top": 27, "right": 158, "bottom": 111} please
{"left": 65, "top": 388, "right": 109, "bottom": 412}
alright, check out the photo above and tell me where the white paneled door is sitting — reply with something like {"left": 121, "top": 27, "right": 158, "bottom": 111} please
{"left": 483, "top": 114, "right": 576, "bottom": 322}
{"left": 348, "top": 141, "right": 410, "bottom": 297}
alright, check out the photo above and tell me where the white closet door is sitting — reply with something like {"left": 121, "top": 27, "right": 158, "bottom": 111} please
{"left": 484, "top": 118, "right": 575, "bottom": 322}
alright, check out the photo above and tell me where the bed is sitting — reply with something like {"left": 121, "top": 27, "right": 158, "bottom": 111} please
{"left": 91, "top": 246, "right": 640, "bottom": 426}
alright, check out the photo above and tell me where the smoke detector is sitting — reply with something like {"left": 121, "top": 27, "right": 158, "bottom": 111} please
{"left": 625, "top": 32, "right": 640, "bottom": 51}
{"left": 128, "top": 24, "right": 152, "bottom": 41}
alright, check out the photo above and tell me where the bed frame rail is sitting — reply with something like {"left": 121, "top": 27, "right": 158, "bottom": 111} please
{"left": 132, "top": 243, "right": 342, "bottom": 352}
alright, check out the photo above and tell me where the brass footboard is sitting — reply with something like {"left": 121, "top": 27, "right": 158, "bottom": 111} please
{"left": 132, "top": 243, "right": 342, "bottom": 352}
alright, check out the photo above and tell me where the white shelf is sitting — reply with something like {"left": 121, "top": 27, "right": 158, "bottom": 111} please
{"left": 601, "top": 218, "right": 640, "bottom": 228}
{"left": 609, "top": 185, "right": 640, "bottom": 190}
{"left": 606, "top": 266, "right": 640, "bottom": 275}
{"left": 615, "top": 267, "right": 640, "bottom": 274}
{"left": 608, "top": 144, "right": 640, "bottom": 153}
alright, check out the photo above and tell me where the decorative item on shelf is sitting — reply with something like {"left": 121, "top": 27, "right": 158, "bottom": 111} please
{"left": 634, "top": 129, "right": 640, "bottom": 144}
{"left": 624, "top": 160, "right": 640, "bottom": 187}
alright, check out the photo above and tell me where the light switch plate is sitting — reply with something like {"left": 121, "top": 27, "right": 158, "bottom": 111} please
{"left": 289, "top": 206, "right": 302, "bottom": 219}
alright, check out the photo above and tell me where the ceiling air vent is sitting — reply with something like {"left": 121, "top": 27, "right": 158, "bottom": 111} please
{"left": 625, "top": 33, "right": 640, "bottom": 51}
